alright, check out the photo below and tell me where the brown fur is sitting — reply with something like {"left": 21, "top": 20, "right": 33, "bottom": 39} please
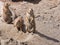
{"left": 2, "top": 3, "right": 12, "bottom": 24}
{"left": 25, "top": 8, "right": 35, "bottom": 33}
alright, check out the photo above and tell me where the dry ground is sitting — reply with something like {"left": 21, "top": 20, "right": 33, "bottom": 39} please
{"left": 0, "top": 0, "right": 60, "bottom": 45}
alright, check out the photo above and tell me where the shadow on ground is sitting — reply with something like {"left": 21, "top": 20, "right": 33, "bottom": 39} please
{"left": 34, "top": 30, "right": 60, "bottom": 42}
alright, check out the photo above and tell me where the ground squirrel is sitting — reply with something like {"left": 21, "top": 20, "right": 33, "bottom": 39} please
{"left": 25, "top": 8, "right": 35, "bottom": 33}
{"left": 2, "top": 2, "right": 12, "bottom": 24}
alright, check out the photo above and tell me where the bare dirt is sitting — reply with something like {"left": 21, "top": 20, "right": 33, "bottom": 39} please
{"left": 0, "top": 0, "right": 60, "bottom": 45}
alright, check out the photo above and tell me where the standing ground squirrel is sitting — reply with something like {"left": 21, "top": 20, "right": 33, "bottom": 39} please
{"left": 2, "top": 2, "right": 12, "bottom": 24}
{"left": 25, "top": 8, "right": 35, "bottom": 33}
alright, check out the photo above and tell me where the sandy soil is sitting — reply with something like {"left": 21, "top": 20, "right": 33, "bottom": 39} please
{"left": 0, "top": 0, "right": 60, "bottom": 45}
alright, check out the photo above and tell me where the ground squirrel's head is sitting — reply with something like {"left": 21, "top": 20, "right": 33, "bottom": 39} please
{"left": 27, "top": 8, "right": 33, "bottom": 14}
{"left": 3, "top": 2, "right": 10, "bottom": 12}
{"left": 26, "top": 8, "right": 33, "bottom": 16}
{"left": 4, "top": 2, "right": 10, "bottom": 9}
